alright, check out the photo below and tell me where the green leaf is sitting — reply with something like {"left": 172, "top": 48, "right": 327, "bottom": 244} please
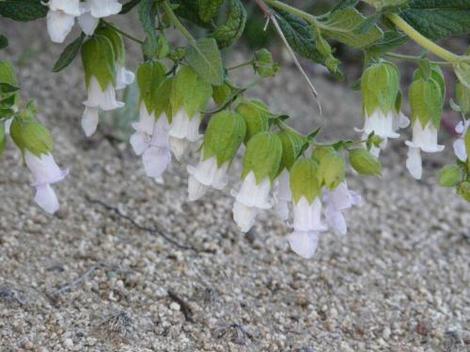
{"left": 52, "top": 33, "right": 85, "bottom": 73}
{"left": 275, "top": 10, "right": 341, "bottom": 75}
{"left": 203, "top": 110, "right": 246, "bottom": 165}
{"left": 289, "top": 158, "right": 321, "bottom": 203}
{"left": 0, "top": 82, "right": 19, "bottom": 94}
{"left": 321, "top": 8, "right": 383, "bottom": 48}
{"left": 349, "top": 148, "right": 382, "bottom": 176}
{"left": 0, "top": 0, "right": 47, "bottom": 21}
{"left": 186, "top": 38, "right": 224, "bottom": 86}
{"left": 456, "top": 82, "right": 470, "bottom": 116}
{"left": 236, "top": 100, "right": 272, "bottom": 143}
{"left": 401, "top": 0, "right": 470, "bottom": 40}
{"left": 212, "top": 0, "right": 247, "bottom": 48}
{"left": 120, "top": 0, "right": 141, "bottom": 14}
{"left": 366, "top": 31, "right": 408, "bottom": 57}
{"left": 0, "top": 35, "right": 8, "bottom": 50}
{"left": 139, "top": 0, "right": 158, "bottom": 59}
{"left": 242, "top": 132, "right": 283, "bottom": 183}
{"left": 438, "top": 164, "right": 463, "bottom": 187}
{"left": 96, "top": 27, "right": 126, "bottom": 65}
{"left": 198, "top": 0, "right": 224, "bottom": 23}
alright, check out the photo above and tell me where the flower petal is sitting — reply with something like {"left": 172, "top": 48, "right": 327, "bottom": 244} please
{"left": 129, "top": 132, "right": 149, "bottom": 156}
{"left": 115, "top": 65, "right": 135, "bottom": 90}
{"left": 325, "top": 205, "right": 347, "bottom": 236}
{"left": 47, "top": 10, "right": 75, "bottom": 43}
{"left": 24, "top": 151, "right": 68, "bottom": 186}
{"left": 233, "top": 172, "right": 271, "bottom": 209}
{"left": 187, "top": 175, "right": 208, "bottom": 201}
{"left": 293, "top": 197, "right": 326, "bottom": 232}
{"left": 287, "top": 231, "right": 319, "bottom": 259}
{"left": 233, "top": 201, "right": 258, "bottom": 233}
{"left": 81, "top": 106, "right": 99, "bottom": 137}
{"left": 142, "top": 146, "right": 171, "bottom": 179}
{"left": 83, "top": 78, "right": 124, "bottom": 111}
{"left": 78, "top": 10, "right": 99, "bottom": 35}
{"left": 87, "top": 0, "right": 122, "bottom": 18}
{"left": 406, "top": 146, "right": 422, "bottom": 180}
{"left": 453, "top": 139, "right": 467, "bottom": 162}
{"left": 49, "top": 0, "right": 81, "bottom": 16}
{"left": 34, "top": 184, "right": 60, "bottom": 214}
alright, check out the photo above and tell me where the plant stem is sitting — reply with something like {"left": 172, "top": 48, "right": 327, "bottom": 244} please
{"left": 162, "top": 1, "right": 197, "bottom": 47}
{"left": 385, "top": 52, "right": 451, "bottom": 66}
{"left": 386, "top": 14, "right": 460, "bottom": 63}
{"left": 263, "top": 0, "right": 321, "bottom": 27}
{"left": 101, "top": 20, "right": 144, "bottom": 44}
{"left": 227, "top": 60, "right": 254, "bottom": 71}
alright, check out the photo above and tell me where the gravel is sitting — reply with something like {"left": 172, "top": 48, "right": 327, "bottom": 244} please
{"left": 0, "top": 19, "right": 469, "bottom": 352}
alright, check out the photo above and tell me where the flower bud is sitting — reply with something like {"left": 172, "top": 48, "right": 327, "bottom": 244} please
{"left": 349, "top": 148, "right": 382, "bottom": 176}
{"left": 312, "top": 146, "right": 345, "bottom": 189}
{"left": 457, "top": 181, "right": 470, "bottom": 202}
{"left": 438, "top": 165, "right": 463, "bottom": 187}
{"left": 236, "top": 100, "right": 271, "bottom": 143}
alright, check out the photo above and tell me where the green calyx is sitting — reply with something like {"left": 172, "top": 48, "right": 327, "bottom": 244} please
{"left": 457, "top": 181, "right": 470, "bottom": 202}
{"left": 349, "top": 148, "right": 382, "bottom": 176}
{"left": 277, "top": 129, "right": 306, "bottom": 173}
{"left": 81, "top": 35, "right": 116, "bottom": 90}
{"left": 456, "top": 82, "right": 470, "bottom": 116}
{"left": 312, "top": 146, "right": 345, "bottom": 189}
{"left": 289, "top": 157, "right": 321, "bottom": 204}
{"left": 236, "top": 99, "right": 272, "bottom": 143}
{"left": 242, "top": 132, "right": 282, "bottom": 184}
{"left": 202, "top": 110, "right": 246, "bottom": 166}
{"left": 10, "top": 103, "right": 53, "bottom": 156}
{"left": 136, "top": 61, "right": 166, "bottom": 115}
{"left": 361, "top": 60, "right": 400, "bottom": 117}
{"left": 172, "top": 65, "right": 212, "bottom": 119}
{"left": 408, "top": 74, "right": 443, "bottom": 129}
{"left": 95, "top": 27, "right": 126, "bottom": 66}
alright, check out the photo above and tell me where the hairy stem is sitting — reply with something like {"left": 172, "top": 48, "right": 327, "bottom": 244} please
{"left": 386, "top": 14, "right": 461, "bottom": 63}
{"left": 162, "top": 1, "right": 197, "bottom": 47}
{"left": 101, "top": 20, "right": 144, "bottom": 44}
{"left": 386, "top": 52, "right": 451, "bottom": 66}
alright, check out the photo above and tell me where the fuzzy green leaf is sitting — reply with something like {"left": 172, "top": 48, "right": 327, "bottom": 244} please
{"left": 186, "top": 38, "right": 224, "bottom": 86}
{"left": 212, "top": 0, "right": 247, "bottom": 48}
{"left": 401, "top": 0, "right": 470, "bottom": 40}
{"left": 53, "top": 33, "right": 85, "bottom": 73}
{"left": 199, "top": 0, "right": 224, "bottom": 22}
{"left": 0, "top": 0, "right": 47, "bottom": 21}
{"left": 321, "top": 8, "right": 383, "bottom": 48}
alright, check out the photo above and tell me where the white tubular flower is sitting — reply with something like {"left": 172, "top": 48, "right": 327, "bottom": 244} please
{"left": 405, "top": 120, "right": 444, "bottom": 180}
{"left": 188, "top": 110, "right": 246, "bottom": 201}
{"left": 169, "top": 109, "right": 202, "bottom": 160}
{"left": 48, "top": 0, "right": 81, "bottom": 15}
{"left": 130, "top": 103, "right": 155, "bottom": 155}
{"left": 274, "top": 169, "right": 291, "bottom": 221}
{"left": 293, "top": 197, "right": 326, "bottom": 232}
{"left": 358, "top": 61, "right": 402, "bottom": 157}
{"left": 393, "top": 111, "right": 410, "bottom": 132}
{"left": 78, "top": 7, "right": 99, "bottom": 35}
{"left": 141, "top": 115, "right": 171, "bottom": 181}
{"left": 323, "top": 182, "right": 362, "bottom": 236}
{"left": 86, "top": 0, "right": 122, "bottom": 18}
{"left": 453, "top": 120, "right": 470, "bottom": 161}
{"left": 287, "top": 231, "right": 320, "bottom": 259}
{"left": 24, "top": 151, "right": 68, "bottom": 214}
{"left": 81, "top": 106, "right": 99, "bottom": 138}
{"left": 188, "top": 157, "right": 229, "bottom": 201}
{"left": 232, "top": 132, "right": 282, "bottom": 233}
{"left": 233, "top": 172, "right": 272, "bottom": 232}
{"left": 83, "top": 77, "right": 124, "bottom": 111}
{"left": 116, "top": 65, "right": 135, "bottom": 90}
{"left": 46, "top": 9, "right": 76, "bottom": 43}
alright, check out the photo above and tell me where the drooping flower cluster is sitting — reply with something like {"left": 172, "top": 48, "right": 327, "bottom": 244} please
{"left": 80, "top": 27, "right": 134, "bottom": 137}
{"left": 46, "top": 0, "right": 122, "bottom": 43}
{"left": 358, "top": 61, "right": 448, "bottom": 181}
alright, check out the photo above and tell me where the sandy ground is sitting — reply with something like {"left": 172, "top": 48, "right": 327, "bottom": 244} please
{"left": 0, "top": 19, "right": 469, "bottom": 352}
